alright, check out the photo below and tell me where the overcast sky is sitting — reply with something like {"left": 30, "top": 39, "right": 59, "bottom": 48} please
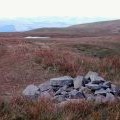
{"left": 0, "top": 0, "right": 120, "bottom": 19}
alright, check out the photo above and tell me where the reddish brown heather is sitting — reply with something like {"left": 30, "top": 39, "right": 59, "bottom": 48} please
{"left": 0, "top": 96, "right": 120, "bottom": 120}
{"left": 0, "top": 28, "right": 120, "bottom": 120}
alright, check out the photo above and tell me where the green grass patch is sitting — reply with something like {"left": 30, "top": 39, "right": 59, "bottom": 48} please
{"left": 74, "top": 44, "right": 119, "bottom": 58}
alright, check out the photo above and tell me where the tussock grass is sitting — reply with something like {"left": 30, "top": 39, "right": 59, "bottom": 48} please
{"left": 0, "top": 96, "right": 120, "bottom": 120}
{"left": 34, "top": 49, "right": 120, "bottom": 82}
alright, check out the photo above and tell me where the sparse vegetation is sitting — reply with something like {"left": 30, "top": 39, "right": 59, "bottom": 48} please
{"left": 0, "top": 97, "right": 120, "bottom": 120}
{"left": 73, "top": 44, "right": 120, "bottom": 58}
{"left": 34, "top": 49, "right": 120, "bottom": 82}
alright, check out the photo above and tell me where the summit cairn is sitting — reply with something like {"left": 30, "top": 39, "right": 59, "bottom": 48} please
{"left": 23, "top": 71, "right": 120, "bottom": 104}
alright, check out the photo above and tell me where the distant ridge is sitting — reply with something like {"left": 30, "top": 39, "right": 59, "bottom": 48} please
{"left": 27, "top": 19, "right": 120, "bottom": 37}
{"left": 0, "top": 17, "right": 108, "bottom": 32}
{"left": 70, "top": 19, "right": 120, "bottom": 29}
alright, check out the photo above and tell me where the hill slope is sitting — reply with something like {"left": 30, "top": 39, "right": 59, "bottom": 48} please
{"left": 27, "top": 19, "right": 120, "bottom": 37}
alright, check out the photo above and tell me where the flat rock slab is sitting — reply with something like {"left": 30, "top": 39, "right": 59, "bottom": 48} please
{"left": 86, "top": 83, "right": 101, "bottom": 90}
{"left": 50, "top": 76, "right": 73, "bottom": 87}
{"left": 38, "top": 81, "right": 51, "bottom": 92}
{"left": 91, "top": 76, "right": 105, "bottom": 84}
{"left": 95, "top": 89, "right": 108, "bottom": 95}
{"left": 103, "top": 81, "right": 111, "bottom": 88}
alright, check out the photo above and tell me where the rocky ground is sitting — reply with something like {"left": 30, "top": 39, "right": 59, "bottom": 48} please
{"left": 23, "top": 71, "right": 120, "bottom": 105}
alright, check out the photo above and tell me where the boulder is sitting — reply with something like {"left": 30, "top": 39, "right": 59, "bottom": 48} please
{"left": 91, "top": 76, "right": 105, "bottom": 84}
{"left": 111, "top": 84, "right": 117, "bottom": 92}
{"left": 85, "top": 71, "right": 98, "bottom": 81}
{"left": 50, "top": 76, "right": 73, "bottom": 87}
{"left": 74, "top": 76, "right": 83, "bottom": 89}
{"left": 38, "top": 81, "right": 51, "bottom": 92}
{"left": 22, "top": 84, "right": 40, "bottom": 97}
{"left": 69, "top": 89, "right": 85, "bottom": 99}
{"left": 111, "top": 84, "right": 120, "bottom": 95}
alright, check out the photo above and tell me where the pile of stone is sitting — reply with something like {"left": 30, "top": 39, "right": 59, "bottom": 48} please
{"left": 23, "top": 71, "right": 120, "bottom": 104}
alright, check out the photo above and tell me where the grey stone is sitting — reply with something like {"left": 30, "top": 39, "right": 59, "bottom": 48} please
{"left": 74, "top": 76, "right": 83, "bottom": 89}
{"left": 55, "top": 86, "right": 67, "bottom": 96}
{"left": 85, "top": 71, "right": 98, "bottom": 81}
{"left": 69, "top": 89, "right": 85, "bottom": 99}
{"left": 38, "top": 81, "right": 51, "bottom": 92}
{"left": 103, "top": 81, "right": 111, "bottom": 88}
{"left": 85, "top": 83, "right": 101, "bottom": 90}
{"left": 106, "top": 88, "right": 112, "bottom": 93}
{"left": 91, "top": 76, "right": 105, "bottom": 84}
{"left": 96, "top": 76, "right": 105, "bottom": 81}
{"left": 61, "top": 91, "right": 68, "bottom": 95}
{"left": 111, "top": 84, "right": 117, "bottom": 92}
{"left": 22, "top": 84, "right": 40, "bottom": 96}
{"left": 50, "top": 76, "right": 73, "bottom": 87}
{"left": 110, "top": 84, "right": 120, "bottom": 95}
{"left": 22, "top": 71, "right": 119, "bottom": 103}
{"left": 79, "top": 86, "right": 92, "bottom": 94}
{"left": 95, "top": 93, "right": 116, "bottom": 103}
{"left": 100, "top": 84, "right": 110, "bottom": 89}
{"left": 95, "top": 89, "right": 107, "bottom": 95}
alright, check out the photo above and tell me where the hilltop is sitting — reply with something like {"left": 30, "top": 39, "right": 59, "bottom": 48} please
{"left": 27, "top": 19, "right": 120, "bottom": 37}
{"left": 0, "top": 17, "right": 106, "bottom": 32}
